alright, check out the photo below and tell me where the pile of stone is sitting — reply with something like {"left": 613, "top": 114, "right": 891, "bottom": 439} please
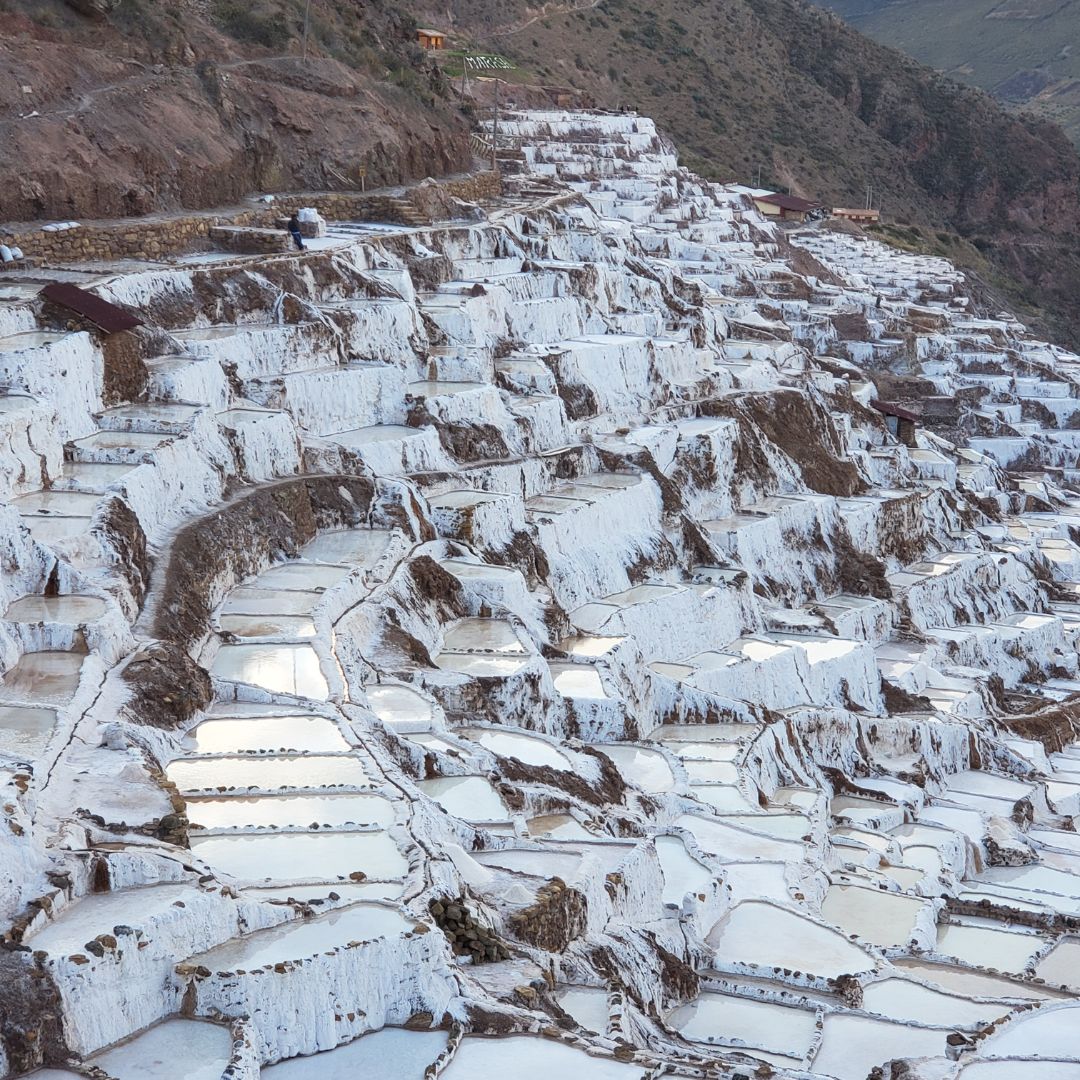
{"left": 429, "top": 897, "right": 510, "bottom": 964}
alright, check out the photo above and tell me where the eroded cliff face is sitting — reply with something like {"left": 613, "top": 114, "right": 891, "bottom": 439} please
{"left": 0, "top": 0, "right": 471, "bottom": 222}
{"left": 6, "top": 110, "right": 1080, "bottom": 1079}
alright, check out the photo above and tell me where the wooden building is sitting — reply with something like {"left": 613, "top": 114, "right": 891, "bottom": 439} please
{"left": 417, "top": 28, "right": 446, "bottom": 49}
{"left": 833, "top": 207, "right": 881, "bottom": 224}
{"left": 872, "top": 399, "right": 919, "bottom": 448}
{"left": 752, "top": 192, "right": 824, "bottom": 223}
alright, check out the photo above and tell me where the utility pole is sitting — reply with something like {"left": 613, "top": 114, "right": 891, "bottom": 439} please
{"left": 865, "top": 184, "right": 873, "bottom": 211}
{"left": 491, "top": 77, "right": 499, "bottom": 173}
{"left": 301, "top": 0, "right": 312, "bottom": 59}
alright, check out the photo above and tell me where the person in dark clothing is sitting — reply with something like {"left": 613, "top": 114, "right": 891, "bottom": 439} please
{"left": 287, "top": 214, "right": 305, "bottom": 251}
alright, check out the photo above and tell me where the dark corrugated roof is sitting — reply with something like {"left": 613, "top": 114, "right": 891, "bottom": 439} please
{"left": 871, "top": 398, "right": 920, "bottom": 422}
{"left": 41, "top": 283, "right": 142, "bottom": 332}
{"left": 756, "top": 193, "right": 823, "bottom": 213}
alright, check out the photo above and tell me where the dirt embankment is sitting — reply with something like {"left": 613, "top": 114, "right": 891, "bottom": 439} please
{"left": 0, "top": 0, "right": 472, "bottom": 222}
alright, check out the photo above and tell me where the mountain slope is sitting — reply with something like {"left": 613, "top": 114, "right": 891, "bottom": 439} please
{"left": 0, "top": 0, "right": 470, "bottom": 222}
{"left": 813, "top": 0, "right": 1080, "bottom": 147}
{"left": 441, "top": 0, "right": 1080, "bottom": 344}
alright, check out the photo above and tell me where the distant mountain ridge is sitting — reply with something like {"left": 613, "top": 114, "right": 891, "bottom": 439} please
{"left": 811, "top": 0, "right": 1080, "bottom": 147}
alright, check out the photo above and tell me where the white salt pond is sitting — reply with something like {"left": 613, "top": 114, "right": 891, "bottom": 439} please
{"left": 246, "top": 882, "right": 404, "bottom": 904}
{"left": 0, "top": 704, "right": 58, "bottom": 757}
{"left": 440, "top": 1036, "right": 643, "bottom": 1080}
{"left": 707, "top": 901, "right": 874, "bottom": 978}
{"left": 261, "top": 1027, "right": 447, "bottom": 1079}
{"left": 691, "top": 785, "right": 758, "bottom": 812}
{"left": 959, "top": 1061, "right": 1080, "bottom": 1079}
{"left": 4, "top": 595, "right": 107, "bottom": 622}
{"left": 463, "top": 728, "right": 571, "bottom": 770}
{"left": 593, "top": 744, "right": 674, "bottom": 792}
{"left": 668, "top": 992, "right": 817, "bottom": 1058}
{"left": 189, "top": 830, "right": 407, "bottom": 882}
{"left": 820, "top": 884, "right": 924, "bottom": 947}
{"left": 88, "top": 1018, "right": 232, "bottom": 1080}
{"left": 862, "top": 977, "right": 1007, "bottom": 1027}
{"left": 812, "top": 1014, "right": 946, "bottom": 1080}
{"left": 167, "top": 754, "right": 370, "bottom": 791}
{"left": 475, "top": 848, "right": 582, "bottom": 880}
{"left": 366, "top": 683, "right": 433, "bottom": 729}
{"left": 527, "top": 814, "right": 594, "bottom": 840}
{"left": 218, "top": 614, "right": 316, "bottom": 639}
{"left": 442, "top": 618, "right": 526, "bottom": 653}
{"left": 184, "top": 714, "right": 350, "bottom": 754}
{"left": 24, "top": 884, "right": 198, "bottom": 955}
{"left": 656, "top": 834, "right": 712, "bottom": 906}
{"left": 418, "top": 775, "right": 509, "bottom": 821}
{"left": 210, "top": 644, "right": 328, "bottom": 698}
{"left": 300, "top": 528, "right": 393, "bottom": 568}
{"left": 186, "top": 793, "right": 394, "bottom": 829}
{"left": 436, "top": 653, "right": 529, "bottom": 676}
{"left": 0, "top": 651, "right": 83, "bottom": 704}
{"left": 676, "top": 814, "right": 803, "bottom": 863}
{"left": 251, "top": 562, "right": 352, "bottom": 590}
{"left": 188, "top": 903, "right": 412, "bottom": 970}
{"left": 1036, "top": 938, "right": 1080, "bottom": 987}
{"left": 977, "top": 1002, "right": 1080, "bottom": 1058}
{"left": 557, "top": 987, "right": 610, "bottom": 1033}
{"left": 936, "top": 922, "right": 1043, "bottom": 973}
{"left": 550, "top": 663, "right": 609, "bottom": 698}
{"left": 891, "top": 957, "right": 1059, "bottom": 1000}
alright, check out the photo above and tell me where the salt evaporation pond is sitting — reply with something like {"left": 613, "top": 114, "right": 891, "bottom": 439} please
{"left": 936, "top": 922, "right": 1044, "bottom": 973}
{"left": 189, "top": 830, "right": 407, "bottom": 882}
{"left": 977, "top": 1002, "right": 1080, "bottom": 1058}
{"left": 820, "top": 884, "right": 924, "bottom": 947}
{"left": 186, "top": 792, "right": 393, "bottom": 829}
{"left": 0, "top": 704, "right": 58, "bottom": 757}
{"left": 656, "top": 835, "right": 712, "bottom": 906}
{"left": 167, "top": 754, "right": 370, "bottom": 791}
{"left": 184, "top": 714, "right": 350, "bottom": 754}
{"left": 367, "top": 684, "right": 433, "bottom": 729}
{"left": 550, "top": 663, "right": 609, "bottom": 698}
{"left": 418, "top": 775, "right": 510, "bottom": 821}
{"left": 463, "top": 728, "right": 572, "bottom": 770}
{"left": 441, "top": 1036, "right": 643, "bottom": 1079}
{"left": 188, "top": 903, "right": 412, "bottom": 970}
{"left": 668, "top": 992, "right": 817, "bottom": 1058}
{"left": 959, "top": 1061, "right": 1080, "bottom": 1079}
{"left": 0, "top": 651, "right": 83, "bottom": 704}
{"left": 210, "top": 643, "right": 328, "bottom": 697}
{"left": 812, "top": 1014, "right": 946, "bottom": 1080}
{"left": 261, "top": 1027, "right": 447, "bottom": 1078}
{"left": 300, "top": 528, "right": 393, "bottom": 567}
{"left": 25, "top": 884, "right": 199, "bottom": 955}
{"left": 891, "top": 957, "right": 1059, "bottom": 1000}
{"left": 476, "top": 848, "right": 582, "bottom": 879}
{"left": 528, "top": 814, "right": 594, "bottom": 840}
{"left": 593, "top": 744, "right": 674, "bottom": 792}
{"left": 676, "top": 814, "right": 803, "bottom": 862}
{"left": 4, "top": 595, "right": 107, "bottom": 622}
{"left": 1037, "top": 937, "right": 1080, "bottom": 987}
{"left": 557, "top": 987, "right": 610, "bottom": 1033}
{"left": 862, "top": 977, "right": 1007, "bottom": 1027}
{"left": 708, "top": 901, "right": 874, "bottom": 978}
{"left": 87, "top": 1018, "right": 232, "bottom": 1080}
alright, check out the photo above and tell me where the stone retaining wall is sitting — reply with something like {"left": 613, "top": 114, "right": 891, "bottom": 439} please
{"left": 2, "top": 172, "right": 503, "bottom": 264}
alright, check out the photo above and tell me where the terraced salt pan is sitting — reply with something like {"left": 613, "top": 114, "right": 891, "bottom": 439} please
{"left": 218, "top": 614, "right": 317, "bottom": 639}
{"left": 593, "top": 744, "right": 674, "bottom": 792}
{"left": 820, "top": 884, "right": 924, "bottom": 947}
{"left": 476, "top": 848, "right": 582, "bottom": 880}
{"left": 435, "top": 653, "right": 529, "bottom": 676}
{"left": 184, "top": 714, "right": 350, "bottom": 754}
{"left": 4, "top": 595, "right": 107, "bottom": 622}
{"left": 978, "top": 1001, "right": 1080, "bottom": 1058}
{"left": 862, "top": 977, "right": 1009, "bottom": 1027}
{"left": 210, "top": 644, "right": 328, "bottom": 698}
{"left": 463, "top": 728, "right": 572, "bottom": 770}
{"left": 189, "top": 830, "right": 407, "bottom": 883}
{"left": 167, "top": 754, "right": 370, "bottom": 791}
{"left": 87, "top": 1018, "right": 232, "bottom": 1080}
{"left": 656, "top": 835, "right": 712, "bottom": 906}
{"left": 0, "top": 704, "right": 58, "bottom": 757}
{"left": 188, "top": 903, "right": 412, "bottom": 971}
{"left": 959, "top": 1062, "right": 1080, "bottom": 1079}
{"left": 707, "top": 901, "right": 874, "bottom": 978}
{"left": 0, "top": 651, "right": 84, "bottom": 704}
{"left": 1036, "top": 938, "right": 1080, "bottom": 987}
{"left": 246, "top": 882, "right": 404, "bottom": 903}
{"left": 557, "top": 987, "right": 610, "bottom": 1033}
{"left": 441, "top": 1036, "right": 642, "bottom": 1079}
{"left": 418, "top": 775, "right": 510, "bottom": 821}
{"left": 677, "top": 814, "right": 804, "bottom": 862}
{"left": 812, "top": 1015, "right": 946, "bottom": 1080}
{"left": 261, "top": 1027, "right": 447, "bottom": 1078}
{"left": 24, "top": 884, "right": 200, "bottom": 955}
{"left": 891, "top": 957, "right": 1060, "bottom": 999}
{"left": 528, "top": 814, "right": 594, "bottom": 840}
{"left": 442, "top": 618, "right": 526, "bottom": 653}
{"left": 300, "top": 528, "right": 393, "bottom": 567}
{"left": 549, "top": 663, "right": 609, "bottom": 698}
{"left": 186, "top": 792, "right": 394, "bottom": 829}
{"left": 668, "top": 992, "right": 817, "bottom": 1058}
{"left": 366, "top": 684, "right": 433, "bottom": 730}
{"left": 936, "top": 922, "right": 1044, "bottom": 972}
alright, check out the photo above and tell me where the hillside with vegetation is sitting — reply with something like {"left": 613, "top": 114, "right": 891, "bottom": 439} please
{"left": 812, "top": 0, "right": 1080, "bottom": 148}
{"left": 439, "top": 0, "right": 1080, "bottom": 344}
{"left": 0, "top": 0, "right": 470, "bottom": 222}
